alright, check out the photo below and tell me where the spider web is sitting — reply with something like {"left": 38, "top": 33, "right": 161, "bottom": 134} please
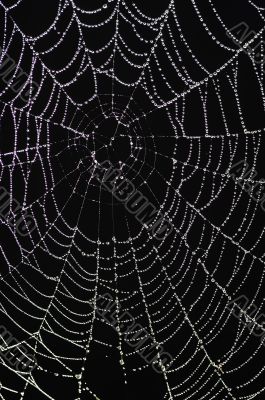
{"left": 0, "top": 0, "right": 265, "bottom": 399}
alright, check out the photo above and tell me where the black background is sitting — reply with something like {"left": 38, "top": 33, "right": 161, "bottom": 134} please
{"left": 0, "top": 1, "right": 265, "bottom": 399}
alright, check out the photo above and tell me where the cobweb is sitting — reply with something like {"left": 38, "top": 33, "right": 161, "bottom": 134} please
{"left": 0, "top": 0, "right": 265, "bottom": 399}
